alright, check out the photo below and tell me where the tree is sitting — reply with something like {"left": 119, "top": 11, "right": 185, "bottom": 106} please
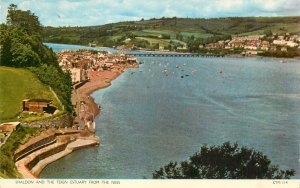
{"left": 151, "top": 43, "right": 159, "bottom": 50}
{"left": 153, "top": 142, "right": 295, "bottom": 179}
{"left": 6, "top": 3, "right": 42, "bottom": 36}
{"left": 0, "top": 24, "right": 56, "bottom": 67}
{"left": 161, "top": 34, "right": 171, "bottom": 39}
{"left": 176, "top": 33, "right": 184, "bottom": 41}
{"left": 11, "top": 43, "right": 41, "bottom": 67}
{"left": 187, "top": 37, "right": 202, "bottom": 52}
{"left": 1, "top": 6, "right": 72, "bottom": 112}
{"left": 264, "top": 30, "right": 273, "bottom": 37}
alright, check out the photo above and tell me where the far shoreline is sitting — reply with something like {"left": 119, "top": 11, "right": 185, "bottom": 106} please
{"left": 45, "top": 42, "right": 300, "bottom": 61}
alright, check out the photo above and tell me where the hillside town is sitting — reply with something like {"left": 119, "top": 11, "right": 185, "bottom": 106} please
{"left": 57, "top": 49, "right": 139, "bottom": 133}
{"left": 200, "top": 33, "right": 300, "bottom": 55}
{"left": 112, "top": 32, "right": 300, "bottom": 57}
{"left": 58, "top": 50, "right": 139, "bottom": 84}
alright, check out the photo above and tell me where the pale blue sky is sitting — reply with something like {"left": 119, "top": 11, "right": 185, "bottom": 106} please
{"left": 1, "top": 0, "right": 299, "bottom": 26}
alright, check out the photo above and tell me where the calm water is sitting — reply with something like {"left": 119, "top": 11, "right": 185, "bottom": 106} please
{"left": 41, "top": 43, "right": 300, "bottom": 178}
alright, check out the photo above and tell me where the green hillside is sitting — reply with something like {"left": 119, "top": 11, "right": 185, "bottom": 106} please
{"left": 0, "top": 4, "right": 73, "bottom": 179}
{"left": 0, "top": 66, "right": 60, "bottom": 123}
{"left": 43, "top": 16, "right": 300, "bottom": 48}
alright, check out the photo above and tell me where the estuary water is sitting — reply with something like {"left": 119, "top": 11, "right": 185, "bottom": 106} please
{"left": 41, "top": 43, "right": 300, "bottom": 178}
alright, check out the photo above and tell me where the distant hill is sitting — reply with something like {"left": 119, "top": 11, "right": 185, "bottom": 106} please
{"left": 43, "top": 16, "right": 300, "bottom": 48}
{"left": 0, "top": 66, "right": 60, "bottom": 123}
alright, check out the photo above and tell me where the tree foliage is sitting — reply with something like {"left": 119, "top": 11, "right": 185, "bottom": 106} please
{"left": 0, "top": 126, "right": 41, "bottom": 177}
{"left": 1, "top": 5, "right": 72, "bottom": 113}
{"left": 263, "top": 30, "right": 273, "bottom": 37}
{"left": 6, "top": 4, "right": 42, "bottom": 36}
{"left": 1, "top": 4, "right": 57, "bottom": 67}
{"left": 0, "top": 24, "right": 57, "bottom": 67}
{"left": 153, "top": 142, "right": 295, "bottom": 179}
{"left": 130, "top": 38, "right": 150, "bottom": 48}
{"left": 260, "top": 47, "right": 300, "bottom": 58}
{"left": 42, "top": 16, "right": 299, "bottom": 50}
{"left": 29, "top": 65, "right": 73, "bottom": 112}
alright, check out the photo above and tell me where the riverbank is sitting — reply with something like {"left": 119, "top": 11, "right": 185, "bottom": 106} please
{"left": 75, "top": 62, "right": 140, "bottom": 122}
{"left": 225, "top": 53, "right": 300, "bottom": 60}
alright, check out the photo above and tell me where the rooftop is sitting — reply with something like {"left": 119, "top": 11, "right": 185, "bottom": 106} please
{"left": 23, "top": 99, "right": 53, "bottom": 103}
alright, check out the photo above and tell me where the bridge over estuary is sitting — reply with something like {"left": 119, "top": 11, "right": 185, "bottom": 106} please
{"left": 128, "top": 53, "right": 224, "bottom": 57}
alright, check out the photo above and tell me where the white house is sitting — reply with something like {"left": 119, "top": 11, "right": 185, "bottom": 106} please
{"left": 273, "top": 40, "right": 287, "bottom": 46}
{"left": 286, "top": 41, "right": 298, "bottom": 47}
{"left": 70, "top": 68, "right": 82, "bottom": 84}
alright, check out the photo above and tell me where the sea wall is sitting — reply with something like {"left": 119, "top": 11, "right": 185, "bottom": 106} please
{"left": 26, "top": 114, "right": 73, "bottom": 129}
{"left": 15, "top": 136, "right": 99, "bottom": 178}
{"left": 14, "top": 129, "right": 81, "bottom": 162}
{"left": 73, "top": 79, "right": 89, "bottom": 89}
{"left": 14, "top": 133, "right": 56, "bottom": 161}
{"left": 26, "top": 142, "right": 69, "bottom": 170}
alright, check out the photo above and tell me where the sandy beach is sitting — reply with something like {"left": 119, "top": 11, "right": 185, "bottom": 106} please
{"left": 75, "top": 63, "right": 139, "bottom": 123}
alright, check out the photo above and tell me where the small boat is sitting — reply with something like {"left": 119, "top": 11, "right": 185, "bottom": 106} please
{"left": 280, "top": 60, "right": 287, "bottom": 63}
{"left": 163, "top": 69, "right": 168, "bottom": 76}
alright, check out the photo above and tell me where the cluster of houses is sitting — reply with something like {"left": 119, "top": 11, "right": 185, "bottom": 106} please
{"left": 116, "top": 44, "right": 139, "bottom": 51}
{"left": 200, "top": 33, "right": 300, "bottom": 54}
{"left": 58, "top": 50, "right": 138, "bottom": 84}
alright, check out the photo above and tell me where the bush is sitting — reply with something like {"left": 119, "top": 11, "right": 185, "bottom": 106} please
{"left": 131, "top": 38, "right": 150, "bottom": 48}
{"left": 0, "top": 126, "right": 41, "bottom": 178}
{"left": 153, "top": 142, "right": 295, "bottom": 179}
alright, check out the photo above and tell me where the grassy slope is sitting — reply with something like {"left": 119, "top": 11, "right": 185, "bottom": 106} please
{"left": 0, "top": 66, "right": 60, "bottom": 122}
{"left": 136, "top": 37, "right": 170, "bottom": 47}
{"left": 43, "top": 16, "right": 300, "bottom": 46}
{"left": 130, "top": 17, "right": 300, "bottom": 39}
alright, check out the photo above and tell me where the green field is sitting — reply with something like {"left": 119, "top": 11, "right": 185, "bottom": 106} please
{"left": 136, "top": 37, "right": 170, "bottom": 47}
{"left": 132, "top": 29, "right": 177, "bottom": 38}
{"left": 0, "top": 66, "right": 60, "bottom": 122}
{"left": 43, "top": 16, "right": 300, "bottom": 48}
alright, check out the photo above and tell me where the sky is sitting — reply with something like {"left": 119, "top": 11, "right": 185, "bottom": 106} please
{"left": 1, "top": 0, "right": 299, "bottom": 27}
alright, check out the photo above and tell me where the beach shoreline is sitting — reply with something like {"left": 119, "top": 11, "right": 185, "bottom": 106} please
{"left": 75, "top": 63, "right": 140, "bottom": 123}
